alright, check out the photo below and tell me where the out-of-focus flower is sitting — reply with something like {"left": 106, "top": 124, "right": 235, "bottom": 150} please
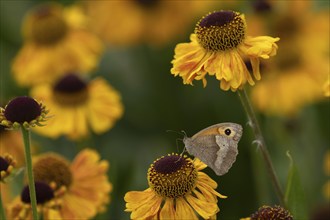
{"left": 85, "top": 1, "right": 213, "bottom": 46}
{"left": 7, "top": 149, "right": 111, "bottom": 219}
{"left": 0, "top": 154, "right": 16, "bottom": 182}
{"left": 241, "top": 205, "right": 293, "bottom": 220}
{"left": 171, "top": 10, "right": 279, "bottom": 91}
{"left": 251, "top": 69, "right": 324, "bottom": 116}
{"left": 0, "top": 96, "right": 48, "bottom": 130}
{"left": 124, "top": 153, "right": 226, "bottom": 219}
{"left": 31, "top": 73, "right": 123, "bottom": 140}
{"left": 12, "top": 3, "right": 103, "bottom": 87}
{"left": 6, "top": 181, "right": 65, "bottom": 220}
{"left": 250, "top": 1, "right": 329, "bottom": 116}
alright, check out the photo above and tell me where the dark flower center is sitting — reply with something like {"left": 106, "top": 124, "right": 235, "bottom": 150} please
{"left": 33, "top": 153, "right": 72, "bottom": 188}
{"left": 195, "top": 10, "right": 246, "bottom": 51}
{"left": 253, "top": 0, "right": 272, "bottom": 13}
{"left": 21, "top": 181, "right": 55, "bottom": 204}
{"left": 154, "top": 155, "right": 185, "bottom": 174}
{"left": 135, "top": 0, "right": 159, "bottom": 8}
{"left": 4, "top": 96, "right": 41, "bottom": 124}
{"left": 27, "top": 4, "right": 68, "bottom": 45}
{"left": 0, "top": 157, "right": 9, "bottom": 172}
{"left": 148, "top": 154, "right": 197, "bottom": 198}
{"left": 251, "top": 205, "right": 293, "bottom": 220}
{"left": 199, "top": 11, "right": 235, "bottom": 28}
{"left": 53, "top": 74, "right": 89, "bottom": 106}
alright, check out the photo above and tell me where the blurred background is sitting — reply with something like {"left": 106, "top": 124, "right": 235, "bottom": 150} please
{"left": 1, "top": 0, "right": 329, "bottom": 219}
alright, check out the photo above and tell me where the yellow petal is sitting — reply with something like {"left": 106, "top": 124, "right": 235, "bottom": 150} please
{"left": 185, "top": 194, "right": 219, "bottom": 219}
{"left": 159, "top": 199, "right": 175, "bottom": 219}
{"left": 175, "top": 197, "right": 198, "bottom": 220}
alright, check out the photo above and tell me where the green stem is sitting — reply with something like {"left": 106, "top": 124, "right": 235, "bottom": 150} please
{"left": 21, "top": 128, "right": 38, "bottom": 220}
{"left": 0, "top": 192, "right": 6, "bottom": 220}
{"left": 238, "top": 87, "right": 285, "bottom": 206}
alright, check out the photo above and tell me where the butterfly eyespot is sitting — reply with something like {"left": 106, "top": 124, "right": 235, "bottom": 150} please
{"left": 224, "top": 128, "right": 231, "bottom": 136}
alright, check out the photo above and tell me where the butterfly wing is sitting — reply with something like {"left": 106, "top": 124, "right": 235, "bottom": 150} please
{"left": 214, "top": 135, "right": 239, "bottom": 175}
{"left": 184, "top": 135, "right": 219, "bottom": 173}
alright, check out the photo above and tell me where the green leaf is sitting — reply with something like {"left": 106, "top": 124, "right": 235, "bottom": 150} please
{"left": 285, "top": 152, "right": 308, "bottom": 220}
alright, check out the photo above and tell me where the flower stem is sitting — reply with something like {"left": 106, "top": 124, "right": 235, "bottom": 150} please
{"left": 0, "top": 193, "right": 6, "bottom": 220}
{"left": 21, "top": 128, "right": 38, "bottom": 220}
{"left": 238, "top": 87, "right": 285, "bottom": 206}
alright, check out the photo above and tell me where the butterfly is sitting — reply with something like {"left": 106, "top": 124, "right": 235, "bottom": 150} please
{"left": 183, "top": 123, "right": 243, "bottom": 176}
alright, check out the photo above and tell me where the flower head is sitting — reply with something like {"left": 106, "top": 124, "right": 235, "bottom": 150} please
{"left": 30, "top": 149, "right": 111, "bottom": 219}
{"left": 30, "top": 74, "right": 123, "bottom": 139}
{"left": 0, "top": 154, "right": 16, "bottom": 182}
{"left": 0, "top": 96, "right": 48, "bottom": 130}
{"left": 242, "top": 205, "right": 293, "bottom": 220}
{"left": 7, "top": 181, "right": 64, "bottom": 220}
{"left": 125, "top": 153, "right": 226, "bottom": 219}
{"left": 12, "top": 3, "right": 104, "bottom": 87}
{"left": 171, "top": 10, "right": 279, "bottom": 91}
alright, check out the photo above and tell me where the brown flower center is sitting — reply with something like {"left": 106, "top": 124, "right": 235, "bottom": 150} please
{"left": 251, "top": 205, "right": 293, "bottom": 220}
{"left": 0, "top": 157, "right": 9, "bottom": 172}
{"left": 148, "top": 154, "right": 197, "bottom": 198}
{"left": 33, "top": 153, "right": 72, "bottom": 188}
{"left": 25, "top": 3, "right": 68, "bottom": 45}
{"left": 53, "top": 74, "right": 89, "bottom": 106}
{"left": 195, "top": 10, "right": 246, "bottom": 51}
{"left": 21, "top": 181, "right": 55, "bottom": 204}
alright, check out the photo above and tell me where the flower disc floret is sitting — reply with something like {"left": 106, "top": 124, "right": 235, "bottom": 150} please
{"left": 33, "top": 153, "right": 72, "bottom": 188}
{"left": 195, "top": 10, "right": 246, "bottom": 51}
{"left": 148, "top": 154, "right": 197, "bottom": 198}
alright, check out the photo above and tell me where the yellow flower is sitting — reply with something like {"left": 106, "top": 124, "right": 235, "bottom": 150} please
{"left": 171, "top": 10, "right": 279, "bottom": 91}
{"left": 7, "top": 149, "right": 112, "bottom": 219}
{"left": 12, "top": 3, "right": 103, "bottom": 87}
{"left": 124, "top": 153, "right": 226, "bottom": 219}
{"left": 250, "top": 3, "right": 329, "bottom": 115}
{"left": 30, "top": 74, "right": 124, "bottom": 140}
{"left": 85, "top": 1, "right": 212, "bottom": 46}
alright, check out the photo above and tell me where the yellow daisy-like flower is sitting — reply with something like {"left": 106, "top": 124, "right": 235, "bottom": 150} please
{"left": 12, "top": 3, "right": 103, "bottom": 87}
{"left": 8, "top": 149, "right": 112, "bottom": 219}
{"left": 6, "top": 181, "right": 65, "bottom": 220}
{"left": 124, "top": 153, "right": 226, "bottom": 219}
{"left": 250, "top": 3, "right": 329, "bottom": 115}
{"left": 0, "top": 96, "right": 48, "bottom": 130}
{"left": 30, "top": 73, "right": 123, "bottom": 140}
{"left": 171, "top": 10, "right": 279, "bottom": 91}
{"left": 85, "top": 1, "right": 212, "bottom": 46}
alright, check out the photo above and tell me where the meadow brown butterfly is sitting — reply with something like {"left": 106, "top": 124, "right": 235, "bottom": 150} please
{"left": 183, "top": 123, "right": 243, "bottom": 176}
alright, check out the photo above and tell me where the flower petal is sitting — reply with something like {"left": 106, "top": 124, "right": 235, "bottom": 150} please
{"left": 175, "top": 197, "right": 198, "bottom": 220}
